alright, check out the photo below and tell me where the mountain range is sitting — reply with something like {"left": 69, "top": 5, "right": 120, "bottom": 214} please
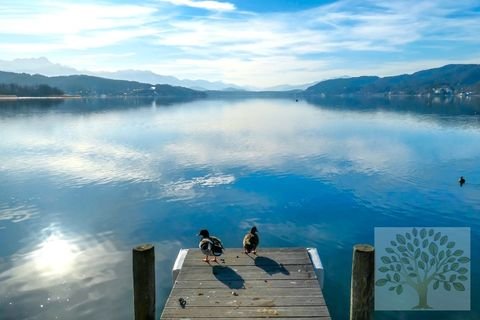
{"left": 0, "top": 58, "right": 245, "bottom": 91}
{"left": 0, "top": 71, "right": 205, "bottom": 98}
{"left": 1, "top": 61, "right": 479, "bottom": 98}
{"left": 0, "top": 57, "right": 314, "bottom": 91}
{"left": 305, "top": 64, "right": 480, "bottom": 96}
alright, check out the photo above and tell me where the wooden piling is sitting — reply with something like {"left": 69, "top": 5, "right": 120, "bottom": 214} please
{"left": 350, "top": 244, "right": 374, "bottom": 320}
{"left": 133, "top": 244, "right": 156, "bottom": 320}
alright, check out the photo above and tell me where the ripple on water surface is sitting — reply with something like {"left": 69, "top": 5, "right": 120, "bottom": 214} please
{"left": 0, "top": 97, "right": 480, "bottom": 319}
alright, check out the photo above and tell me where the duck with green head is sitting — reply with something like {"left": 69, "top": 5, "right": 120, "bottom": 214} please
{"left": 198, "top": 229, "right": 224, "bottom": 262}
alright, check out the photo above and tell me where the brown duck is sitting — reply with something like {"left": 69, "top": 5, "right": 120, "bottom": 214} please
{"left": 243, "top": 226, "right": 259, "bottom": 254}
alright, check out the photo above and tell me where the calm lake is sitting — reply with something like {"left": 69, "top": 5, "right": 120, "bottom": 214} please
{"left": 0, "top": 97, "right": 479, "bottom": 319}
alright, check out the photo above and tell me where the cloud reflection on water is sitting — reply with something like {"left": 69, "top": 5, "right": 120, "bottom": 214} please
{"left": 162, "top": 174, "right": 236, "bottom": 201}
{"left": 1, "top": 98, "right": 480, "bottom": 319}
{"left": 0, "top": 204, "right": 38, "bottom": 223}
{"left": 0, "top": 99, "right": 478, "bottom": 185}
{"left": 0, "top": 99, "right": 479, "bottom": 220}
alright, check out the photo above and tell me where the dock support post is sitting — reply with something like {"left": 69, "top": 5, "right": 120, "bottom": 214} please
{"left": 350, "top": 244, "right": 374, "bottom": 320}
{"left": 133, "top": 244, "right": 155, "bottom": 320}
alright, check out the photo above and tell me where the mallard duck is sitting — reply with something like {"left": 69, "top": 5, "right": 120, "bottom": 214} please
{"left": 243, "top": 226, "right": 259, "bottom": 254}
{"left": 198, "top": 229, "right": 224, "bottom": 262}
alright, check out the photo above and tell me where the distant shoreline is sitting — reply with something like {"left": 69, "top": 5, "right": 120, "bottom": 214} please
{"left": 0, "top": 95, "right": 81, "bottom": 100}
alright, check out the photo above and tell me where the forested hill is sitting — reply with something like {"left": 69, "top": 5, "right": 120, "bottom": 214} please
{"left": 0, "top": 83, "right": 64, "bottom": 97}
{"left": 305, "top": 64, "right": 480, "bottom": 96}
{"left": 0, "top": 71, "right": 206, "bottom": 98}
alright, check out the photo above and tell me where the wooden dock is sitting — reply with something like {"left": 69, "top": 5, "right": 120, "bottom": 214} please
{"left": 160, "top": 247, "right": 331, "bottom": 319}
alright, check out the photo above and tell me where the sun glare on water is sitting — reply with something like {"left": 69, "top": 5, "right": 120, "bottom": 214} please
{"left": 33, "top": 234, "right": 78, "bottom": 276}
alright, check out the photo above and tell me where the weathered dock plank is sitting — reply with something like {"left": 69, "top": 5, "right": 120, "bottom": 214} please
{"left": 164, "top": 295, "right": 326, "bottom": 307}
{"left": 173, "top": 279, "right": 321, "bottom": 289}
{"left": 161, "top": 306, "right": 330, "bottom": 318}
{"left": 160, "top": 248, "right": 331, "bottom": 319}
{"left": 162, "top": 318, "right": 329, "bottom": 320}
{"left": 184, "top": 256, "right": 312, "bottom": 266}
{"left": 169, "top": 287, "right": 325, "bottom": 297}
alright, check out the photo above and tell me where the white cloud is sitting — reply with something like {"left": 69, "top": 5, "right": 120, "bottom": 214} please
{"left": 0, "top": 2, "right": 156, "bottom": 35}
{"left": 62, "top": 28, "right": 157, "bottom": 50}
{"left": 0, "top": 28, "right": 158, "bottom": 53}
{"left": 157, "top": 0, "right": 479, "bottom": 56}
{"left": 0, "top": 43, "right": 64, "bottom": 54}
{"left": 144, "top": 0, "right": 480, "bottom": 85}
{"left": 159, "top": 0, "right": 235, "bottom": 12}
{"left": 0, "top": 0, "right": 479, "bottom": 86}
{"left": 143, "top": 56, "right": 331, "bottom": 87}
{"left": 0, "top": 1, "right": 157, "bottom": 55}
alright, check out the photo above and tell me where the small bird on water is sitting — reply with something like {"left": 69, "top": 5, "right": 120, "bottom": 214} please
{"left": 243, "top": 226, "right": 259, "bottom": 254}
{"left": 198, "top": 229, "right": 224, "bottom": 263}
{"left": 459, "top": 176, "right": 466, "bottom": 187}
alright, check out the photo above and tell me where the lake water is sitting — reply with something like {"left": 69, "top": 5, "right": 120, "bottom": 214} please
{"left": 0, "top": 97, "right": 479, "bottom": 319}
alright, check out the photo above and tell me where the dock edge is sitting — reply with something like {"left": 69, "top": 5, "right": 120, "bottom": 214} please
{"left": 307, "top": 247, "right": 325, "bottom": 289}
{"left": 172, "top": 248, "right": 189, "bottom": 284}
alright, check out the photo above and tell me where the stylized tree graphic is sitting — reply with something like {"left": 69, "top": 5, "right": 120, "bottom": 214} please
{"left": 376, "top": 228, "right": 470, "bottom": 309}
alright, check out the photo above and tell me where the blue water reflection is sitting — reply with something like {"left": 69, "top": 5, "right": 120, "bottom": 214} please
{"left": 0, "top": 97, "right": 479, "bottom": 319}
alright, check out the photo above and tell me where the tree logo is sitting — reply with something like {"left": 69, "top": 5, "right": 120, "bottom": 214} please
{"left": 375, "top": 227, "right": 470, "bottom": 310}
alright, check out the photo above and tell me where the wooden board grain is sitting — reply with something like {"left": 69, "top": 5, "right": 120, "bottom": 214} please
{"left": 162, "top": 318, "right": 331, "bottom": 320}
{"left": 173, "top": 279, "right": 321, "bottom": 289}
{"left": 160, "top": 248, "right": 331, "bottom": 319}
{"left": 161, "top": 306, "right": 330, "bottom": 318}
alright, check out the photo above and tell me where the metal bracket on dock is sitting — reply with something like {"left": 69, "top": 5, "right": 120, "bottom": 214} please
{"left": 307, "top": 247, "right": 325, "bottom": 289}
{"left": 172, "top": 248, "right": 189, "bottom": 284}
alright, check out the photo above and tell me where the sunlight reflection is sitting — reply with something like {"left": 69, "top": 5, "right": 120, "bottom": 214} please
{"left": 32, "top": 234, "right": 78, "bottom": 276}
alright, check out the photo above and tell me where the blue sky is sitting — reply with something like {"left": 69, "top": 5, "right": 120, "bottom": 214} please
{"left": 0, "top": 0, "right": 479, "bottom": 87}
